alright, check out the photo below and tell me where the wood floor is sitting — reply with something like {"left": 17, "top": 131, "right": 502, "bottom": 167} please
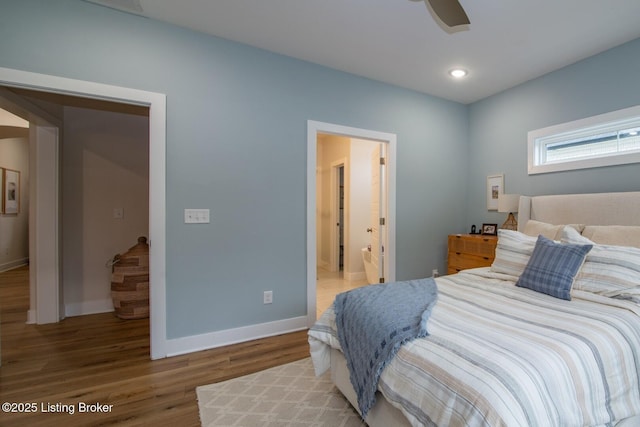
{"left": 0, "top": 266, "right": 310, "bottom": 426}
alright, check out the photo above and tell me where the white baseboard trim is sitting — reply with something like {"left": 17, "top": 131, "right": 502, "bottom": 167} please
{"left": 0, "top": 258, "right": 28, "bottom": 273}
{"left": 27, "top": 309, "right": 36, "bottom": 324}
{"left": 65, "top": 299, "right": 114, "bottom": 317}
{"left": 317, "top": 259, "right": 329, "bottom": 270}
{"left": 165, "top": 316, "right": 308, "bottom": 357}
{"left": 344, "top": 271, "right": 366, "bottom": 281}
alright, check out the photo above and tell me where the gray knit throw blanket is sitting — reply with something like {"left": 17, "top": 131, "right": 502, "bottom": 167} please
{"left": 334, "top": 277, "right": 438, "bottom": 418}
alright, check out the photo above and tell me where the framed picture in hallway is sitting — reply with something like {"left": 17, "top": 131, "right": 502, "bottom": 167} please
{"left": 3, "top": 168, "right": 20, "bottom": 214}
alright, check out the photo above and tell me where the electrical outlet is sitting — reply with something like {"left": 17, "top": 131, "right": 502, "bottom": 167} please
{"left": 432, "top": 269, "right": 439, "bottom": 278}
{"left": 263, "top": 290, "right": 273, "bottom": 304}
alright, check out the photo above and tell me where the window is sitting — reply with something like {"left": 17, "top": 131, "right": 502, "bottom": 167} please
{"left": 528, "top": 105, "right": 640, "bottom": 174}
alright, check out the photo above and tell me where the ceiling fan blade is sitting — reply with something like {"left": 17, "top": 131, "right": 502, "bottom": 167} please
{"left": 426, "top": 0, "right": 470, "bottom": 28}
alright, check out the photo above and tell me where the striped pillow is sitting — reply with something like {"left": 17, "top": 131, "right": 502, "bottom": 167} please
{"left": 561, "top": 226, "right": 640, "bottom": 296}
{"left": 490, "top": 230, "right": 537, "bottom": 277}
{"left": 516, "top": 235, "right": 592, "bottom": 300}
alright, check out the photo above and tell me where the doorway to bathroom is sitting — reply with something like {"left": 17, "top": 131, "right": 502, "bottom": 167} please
{"left": 307, "top": 121, "right": 396, "bottom": 322}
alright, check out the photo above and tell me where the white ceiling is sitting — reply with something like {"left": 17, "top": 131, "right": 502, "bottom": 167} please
{"left": 88, "top": 0, "right": 640, "bottom": 104}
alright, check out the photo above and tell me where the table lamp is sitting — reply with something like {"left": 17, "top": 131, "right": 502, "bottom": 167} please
{"left": 498, "top": 194, "right": 520, "bottom": 231}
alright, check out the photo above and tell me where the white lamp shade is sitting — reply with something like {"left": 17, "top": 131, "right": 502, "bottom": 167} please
{"left": 498, "top": 194, "right": 520, "bottom": 213}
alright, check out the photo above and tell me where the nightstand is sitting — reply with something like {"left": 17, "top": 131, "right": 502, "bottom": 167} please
{"left": 447, "top": 234, "right": 498, "bottom": 275}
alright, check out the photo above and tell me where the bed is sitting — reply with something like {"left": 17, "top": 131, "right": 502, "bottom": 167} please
{"left": 308, "top": 191, "right": 640, "bottom": 427}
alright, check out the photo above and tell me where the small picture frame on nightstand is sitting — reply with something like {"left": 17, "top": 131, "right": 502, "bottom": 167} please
{"left": 481, "top": 223, "right": 497, "bottom": 235}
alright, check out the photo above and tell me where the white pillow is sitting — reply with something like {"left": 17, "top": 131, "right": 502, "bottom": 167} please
{"left": 490, "top": 229, "right": 537, "bottom": 277}
{"left": 522, "top": 220, "right": 585, "bottom": 240}
{"left": 561, "top": 226, "right": 640, "bottom": 296}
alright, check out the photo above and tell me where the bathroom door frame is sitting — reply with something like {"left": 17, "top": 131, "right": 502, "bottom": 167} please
{"left": 306, "top": 120, "right": 396, "bottom": 326}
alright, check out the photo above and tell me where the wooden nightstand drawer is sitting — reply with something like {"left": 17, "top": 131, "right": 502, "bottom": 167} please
{"left": 449, "top": 252, "right": 493, "bottom": 270}
{"left": 448, "top": 235, "right": 497, "bottom": 257}
{"left": 447, "top": 234, "right": 497, "bottom": 274}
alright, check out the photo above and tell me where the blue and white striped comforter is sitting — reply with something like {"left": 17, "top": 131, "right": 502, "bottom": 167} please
{"left": 308, "top": 268, "right": 640, "bottom": 427}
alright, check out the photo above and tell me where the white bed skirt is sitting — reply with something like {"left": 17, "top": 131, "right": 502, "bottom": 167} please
{"left": 330, "top": 347, "right": 412, "bottom": 427}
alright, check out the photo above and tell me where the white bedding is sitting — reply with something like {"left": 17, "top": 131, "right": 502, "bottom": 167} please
{"left": 309, "top": 268, "right": 640, "bottom": 427}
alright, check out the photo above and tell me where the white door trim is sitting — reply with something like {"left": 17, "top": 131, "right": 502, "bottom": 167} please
{"left": 0, "top": 67, "right": 167, "bottom": 359}
{"left": 32, "top": 124, "right": 60, "bottom": 324}
{"left": 307, "top": 120, "right": 396, "bottom": 326}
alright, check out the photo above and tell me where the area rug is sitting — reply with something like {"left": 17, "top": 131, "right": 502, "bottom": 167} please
{"left": 196, "top": 358, "right": 366, "bottom": 427}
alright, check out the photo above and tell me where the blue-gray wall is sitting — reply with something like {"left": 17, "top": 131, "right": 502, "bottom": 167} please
{"left": 467, "top": 38, "right": 640, "bottom": 228}
{"left": 0, "top": 0, "right": 468, "bottom": 339}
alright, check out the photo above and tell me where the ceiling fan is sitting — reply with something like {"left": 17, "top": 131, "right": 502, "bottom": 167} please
{"left": 410, "top": 0, "right": 470, "bottom": 31}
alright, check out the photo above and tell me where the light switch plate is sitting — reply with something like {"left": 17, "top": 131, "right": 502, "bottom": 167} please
{"left": 184, "top": 208, "right": 210, "bottom": 224}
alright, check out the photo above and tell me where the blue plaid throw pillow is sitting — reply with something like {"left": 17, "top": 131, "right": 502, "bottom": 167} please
{"left": 516, "top": 235, "right": 592, "bottom": 300}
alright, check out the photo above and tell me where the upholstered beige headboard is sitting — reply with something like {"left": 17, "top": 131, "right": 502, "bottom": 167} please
{"left": 518, "top": 191, "right": 640, "bottom": 232}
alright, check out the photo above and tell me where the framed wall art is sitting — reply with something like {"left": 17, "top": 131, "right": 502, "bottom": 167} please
{"left": 486, "top": 173, "right": 504, "bottom": 211}
{"left": 3, "top": 168, "right": 20, "bottom": 214}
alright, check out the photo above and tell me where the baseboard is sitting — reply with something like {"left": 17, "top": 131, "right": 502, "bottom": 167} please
{"left": 65, "top": 298, "right": 114, "bottom": 317}
{"left": 344, "top": 271, "right": 366, "bottom": 281}
{"left": 165, "top": 316, "right": 308, "bottom": 357}
{"left": 0, "top": 258, "right": 28, "bottom": 273}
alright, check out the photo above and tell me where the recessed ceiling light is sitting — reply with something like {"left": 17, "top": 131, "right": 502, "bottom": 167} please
{"left": 449, "top": 68, "right": 468, "bottom": 78}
